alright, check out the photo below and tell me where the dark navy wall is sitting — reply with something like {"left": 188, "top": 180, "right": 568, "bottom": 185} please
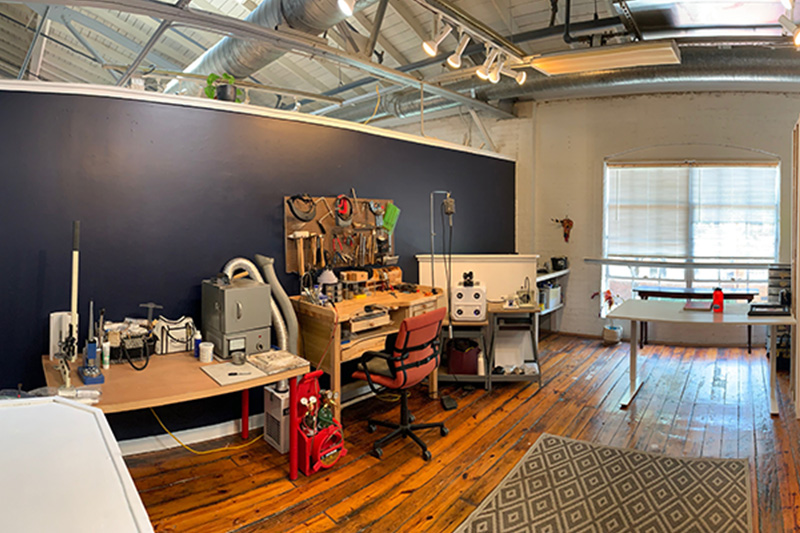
{"left": 0, "top": 90, "right": 514, "bottom": 439}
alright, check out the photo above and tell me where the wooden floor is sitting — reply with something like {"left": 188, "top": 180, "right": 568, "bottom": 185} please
{"left": 126, "top": 334, "right": 800, "bottom": 532}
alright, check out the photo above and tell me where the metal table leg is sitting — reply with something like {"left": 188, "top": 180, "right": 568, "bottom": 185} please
{"left": 620, "top": 319, "right": 643, "bottom": 408}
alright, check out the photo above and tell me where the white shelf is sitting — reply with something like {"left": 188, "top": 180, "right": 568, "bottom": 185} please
{"left": 536, "top": 269, "right": 570, "bottom": 284}
{"left": 540, "top": 303, "right": 564, "bottom": 317}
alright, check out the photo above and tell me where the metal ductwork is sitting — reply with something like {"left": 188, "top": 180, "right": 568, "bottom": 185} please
{"left": 166, "top": 0, "right": 376, "bottom": 94}
{"left": 329, "top": 46, "right": 800, "bottom": 123}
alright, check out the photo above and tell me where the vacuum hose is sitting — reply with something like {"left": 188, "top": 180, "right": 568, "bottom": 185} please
{"left": 255, "top": 254, "right": 299, "bottom": 355}
{"left": 221, "top": 257, "right": 288, "bottom": 352}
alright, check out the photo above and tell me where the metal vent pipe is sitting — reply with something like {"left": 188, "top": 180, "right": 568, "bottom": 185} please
{"left": 328, "top": 46, "right": 800, "bottom": 123}
{"left": 166, "top": 0, "right": 376, "bottom": 93}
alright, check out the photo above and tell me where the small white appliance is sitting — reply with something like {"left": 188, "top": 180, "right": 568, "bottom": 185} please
{"left": 264, "top": 385, "right": 290, "bottom": 454}
{"left": 451, "top": 284, "right": 487, "bottom": 322}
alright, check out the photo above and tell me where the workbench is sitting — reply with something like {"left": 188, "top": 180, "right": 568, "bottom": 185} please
{"left": 291, "top": 288, "right": 445, "bottom": 420}
{"left": 42, "top": 351, "right": 310, "bottom": 479}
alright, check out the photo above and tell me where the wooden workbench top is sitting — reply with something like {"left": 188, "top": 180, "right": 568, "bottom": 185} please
{"left": 292, "top": 287, "right": 441, "bottom": 322}
{"left": 41, "top": 351, "right": 309, "bottom": 414}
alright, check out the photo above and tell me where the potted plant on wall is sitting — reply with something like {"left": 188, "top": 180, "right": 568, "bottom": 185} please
{"left": 204, "top": 73, "right": 243, "bottom": 102}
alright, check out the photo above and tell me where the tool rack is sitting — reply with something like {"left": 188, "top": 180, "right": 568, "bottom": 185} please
{"left": 284, "top": 195, "right": 395, "bottom": 275}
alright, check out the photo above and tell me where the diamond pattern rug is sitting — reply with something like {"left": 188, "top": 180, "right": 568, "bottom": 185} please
{"left": 455, "top": 434, "right": 752, "bottom": 533}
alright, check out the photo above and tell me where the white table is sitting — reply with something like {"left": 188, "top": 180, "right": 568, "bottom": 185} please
{"left": 608, "top": 300, "right": 796, "bottom": 416}
{"left": 0, "top": 397, "right": 153, "bottom": 532}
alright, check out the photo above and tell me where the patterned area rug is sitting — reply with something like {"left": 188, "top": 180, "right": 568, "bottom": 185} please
{"left": 456, "top": 434, "right": 752, "bottom": 533}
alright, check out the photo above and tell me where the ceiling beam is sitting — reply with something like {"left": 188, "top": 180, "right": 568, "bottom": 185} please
{"left": 388, "top": 0, "right": 429, "bottom": 43}
{"left": 14, "top": 0, "right": 512, "bottom": 118}
{"left": 116, "top": 0, "right": 191, "bottom": 86}
{"left": 353, "top": 11, "right": 408, "bottom": 66}
{"left": 26, "top": 4, "right": 179, "bottom": 69}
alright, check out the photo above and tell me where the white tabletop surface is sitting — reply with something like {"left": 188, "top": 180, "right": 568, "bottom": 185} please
{"left": 0, "top": 397, "right": 153, "bottom": 532}
{"left": 608, "top": 300, "right": 796, "bottom": 326}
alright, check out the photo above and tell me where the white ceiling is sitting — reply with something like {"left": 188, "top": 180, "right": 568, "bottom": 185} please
{"left": 0, "top": 0, "right": 794, "bottom": 117}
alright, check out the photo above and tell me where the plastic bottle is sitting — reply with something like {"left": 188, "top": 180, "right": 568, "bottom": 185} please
{"left": 712, "top": 287, "right": 724, "bottom": 313}
{"left": 101, "top": 341, "right": 110, "bottom": 370}
{"left": 193, "top": 331, "right": 203, "bottom": 358}
{"left": 476, "top": 351, "right": 486, "bottom": 376}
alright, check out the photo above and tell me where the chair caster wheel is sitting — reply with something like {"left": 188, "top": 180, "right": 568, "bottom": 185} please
{"left": 440, "top": 426, "right": 449, "bottom": 437}
{"left": 367, "top": 424, "right": 376, "bottom": 433}
{"left": 409, "top": 414, "right": 416, "bottom": 423}
{"left": 373, "top": 447, "right": 383, "bottom": 458}
{"left": 422, "top": 450, "right": 432, "bottom": 461}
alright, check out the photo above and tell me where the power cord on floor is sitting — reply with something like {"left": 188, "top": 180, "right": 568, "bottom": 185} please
{"left": 150, "top": 407, "right": 264, "bottom": 455}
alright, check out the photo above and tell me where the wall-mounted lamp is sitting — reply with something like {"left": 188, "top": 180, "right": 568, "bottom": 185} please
{"left": 779, "top": 14, "right": 800, "bottom": 46}
{"left": 475, "top": 49, "right": 499, "bottom": 80}
{"left": 337, "top": 0, "right": 356, "bottom": 16}
{"left": 447, "top": 34, "right": 471, "bottom": 69}
{"left": 423, "top": 25, "right": 453, "bottom": 56}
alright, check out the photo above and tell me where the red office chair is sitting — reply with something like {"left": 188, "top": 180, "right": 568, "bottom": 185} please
{"left": 352, "top": 307, "right": 449, "bottom": 461}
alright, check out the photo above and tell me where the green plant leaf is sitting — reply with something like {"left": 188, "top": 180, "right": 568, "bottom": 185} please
{"left": 236, "top": 88, "right": 243, "bottom": 97}
{"left": 206, "top": 73, "right": 220, "bottom": 86}
{"left": 222, "top": 73, "right": 236, "bottom": 84}
{"left": 203, "top": 86, "right": 215, "bottom": 99}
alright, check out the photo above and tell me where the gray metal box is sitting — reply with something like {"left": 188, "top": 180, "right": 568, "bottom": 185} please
{"left": 202, "top": 278, "right": 271, "bottom": 335}
{"left": 205, "top": 326, "right": 271, "bottom": 359}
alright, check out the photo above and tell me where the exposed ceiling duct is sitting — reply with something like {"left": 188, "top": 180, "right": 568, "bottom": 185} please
{"left": 328, "top": 46, "right": 800, "bottom": 123}
{"left": 165, "top": 0, "right": 376, "bottom": 94}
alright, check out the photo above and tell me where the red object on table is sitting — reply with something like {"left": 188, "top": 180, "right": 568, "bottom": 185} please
{"left": 712, "top": 288, "right": 724, "bottom": 313}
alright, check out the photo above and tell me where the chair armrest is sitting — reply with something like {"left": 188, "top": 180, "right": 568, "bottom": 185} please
{"left": 355, "top": 350, "right": 395, "bottom": 394}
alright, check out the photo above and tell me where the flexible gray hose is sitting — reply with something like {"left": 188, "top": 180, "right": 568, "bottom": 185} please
{"left": 221, "top": 257, "right": 288, "bottom": 352}
{"left": 255, "top": 254, "right": 298, "bottom": 355}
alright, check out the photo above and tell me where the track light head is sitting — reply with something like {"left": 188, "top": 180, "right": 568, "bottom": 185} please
{"left": 500, "top": 66, "right": 527, "bottom": 85}
{"left": 337, "top": 0, "right": 356, "bottom": 16}
{"left": 779, "top": 15, "right": 800, "bottom": 47}
{"left": 782, "top": 0, "right": 794, "bottom": 10}
{"left": 476, "top": 49, "right": 499, "bottom": 80}
{"left": 447, "top": 34, "right": 471, "bottom": 69}
{"left": 488, "top": 56, "right": 505, "bottom": 84}
{"left": 422, "top": 25, "right": 453, "bottom": 57}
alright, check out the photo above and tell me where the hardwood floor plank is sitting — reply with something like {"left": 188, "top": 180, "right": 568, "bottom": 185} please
{"left": 126, "top": 335, "right": 800, "bottom": 533}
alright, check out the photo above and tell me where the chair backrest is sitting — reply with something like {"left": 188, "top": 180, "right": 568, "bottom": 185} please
{"left": 388, "top": 307, "right": 447, "bottom": 389}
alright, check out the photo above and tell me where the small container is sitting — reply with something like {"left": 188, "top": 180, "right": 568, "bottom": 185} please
{"left": 193, "top": 331, "right": 203, "bottom": 358}
{"left": 712, "top": 287, "right": 724, "bottom": 313}
{"left": 199, "top": 341, "right": 214, "bottom": 363}
{"left": 101, "top": 341, "right": 111, "bottom": 370}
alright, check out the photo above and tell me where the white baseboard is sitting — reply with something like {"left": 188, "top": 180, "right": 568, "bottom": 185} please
{"left": 119, "top": 413, "right": 265, "bottom": 457}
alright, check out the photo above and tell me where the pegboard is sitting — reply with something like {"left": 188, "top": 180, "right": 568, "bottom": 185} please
{"left": 284, "top": 195, "right": 396, "bottom": 275}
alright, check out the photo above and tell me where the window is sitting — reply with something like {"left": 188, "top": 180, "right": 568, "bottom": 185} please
{"left": 602, "top": 163, "right": 779, "bottom": 302}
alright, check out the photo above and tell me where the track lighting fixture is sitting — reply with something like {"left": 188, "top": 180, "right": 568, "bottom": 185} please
{"left": 782, "top": 0, "right": 794, "bottom": 10}
{"left": 337, "top": 0, "right": 356, "bottom": 17}
{"left": 447, "top": 34, "right": 471, "bottom": 69}
{"left": 488, "top": 56, "right": 505, "bottom": 84}
{"left": 422, "top": 25, "right": 453, "bottom": 57}
{"left": 779, "top": 15, "right": 800, "bottom": 46}
{"left": 500, "top": 67, "right": 526, "bottom": 85}
{"left": 476, "top": 49, "right": 499, "bottom": 80}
